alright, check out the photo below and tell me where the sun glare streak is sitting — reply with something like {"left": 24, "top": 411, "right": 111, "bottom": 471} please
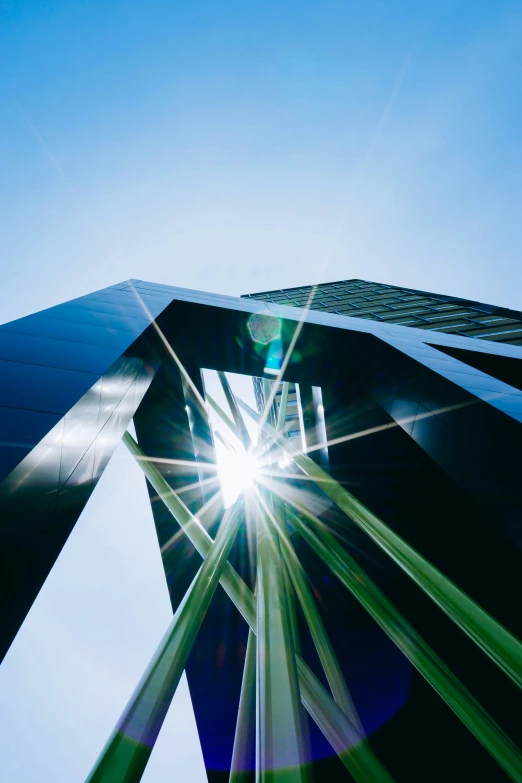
{"left": 134, "top": 455, "right": 219, "bottom": 472}
{"left": 253, "top": 416, "right": 298, "bottom": 464}
{"left": 159, "top": 489, "right": 223, "bottom": 554}
{"left": 215, "top": 441, "right": 260, "bottom": 507}
{"left": 303, "top": 398, "right": 479, "bottom": 455}
{"left": 126, "top": 284, "right": 208, "bottom": 413}
{"left": 174, "top": 476, "right": 221, "bottom": 496}
{"left": 233, "top": 391, "right": 481, "bottom": 483}
{"left": 257, "top": 284, "right": 320, "bottom": 435}
{"left": 250, "top": 484, "right": 291, "bottom": 546}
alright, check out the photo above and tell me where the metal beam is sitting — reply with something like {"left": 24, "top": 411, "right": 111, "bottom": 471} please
{"left": 285, "top": 504, "right": 522, "bottom": 782}
{"left": 218, "top": 371, "right": 252, "bottom": 449}
{"left": 235, "top": 395, "right": 522, "bottom": 692}
{"left": 123, "top": 431, "right": 379, "bottom": 778}
{"left": 278, "top": 514, "right": 395, "bottom": 783}
{"left": 86, "top": 499, "right": 244, "bottom": 782}
{"left": 230, "top": 621, "right": 257, "bottom": 782}
{"left": 256, "top": 494, "right": 308, "bottom": 781}
{"left": 278, "top": 524, "right": 360, "bottom": 726}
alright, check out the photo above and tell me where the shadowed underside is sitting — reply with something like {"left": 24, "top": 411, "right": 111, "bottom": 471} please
{"left": 1, "top": 279, "right": 522, "bottom": 782}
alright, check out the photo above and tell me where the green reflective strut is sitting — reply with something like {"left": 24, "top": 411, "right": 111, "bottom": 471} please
{"left": 235, "top": 396, "right": 522, "bottom": 693}
{"left": 85, "top": 499, "right": 244, "bottom": 783}
{"left": 230, "top": 615, "right": 257, "bottom": 782}
{"left": 278, "top": 517, "right": 395, "bottom": 783}
{"left": 285, "top": 504, "right": 522, "bottom": 782}
{"left": 123, "top": 432, "right": 382, "bottom": 779}
{"left": 256, "top": 494, "right": 309, "bottom": 781}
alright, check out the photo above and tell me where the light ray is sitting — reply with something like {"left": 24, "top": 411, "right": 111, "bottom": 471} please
{"left": 283, "top": 504, "right": 522, "bottom": 782}
{"left": 160, "top": 490, "right": 222, "bottom": 555}
{"left": 241, "top": 400, "right": 522, "bottom": 694}
{"left": 134, "top": 455, "right": 219, "bottom": 472}
{"left": 174, "top": 476, "right": 221, "bottom": 496}
{"left": 218, "top": 371, "right": 252, "bottom": 449}
{"left": 85, "top": 500, "right": 244, "bottom": 782}
{"left": 126, "top": 284, "right": 208, "bottom": 413}
{"left": 256, "top": 283, "right": 318, "bottom": 435}
{"left": 122, "top": 430, "right": 393, "bottom": 775}
{"left": 304, "top": 397, "right": 480, "bottom": 455}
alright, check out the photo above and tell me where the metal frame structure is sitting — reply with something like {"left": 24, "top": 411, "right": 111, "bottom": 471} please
{"left": 1, "top": 279, "right": 522, "bottom": 781}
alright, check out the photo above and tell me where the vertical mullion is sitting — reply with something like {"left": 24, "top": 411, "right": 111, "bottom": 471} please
{"left": 277, "top": 382, "right": 290, "bottom": 431}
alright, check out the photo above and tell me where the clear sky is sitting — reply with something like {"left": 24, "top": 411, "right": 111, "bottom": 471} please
{"left": 1, "top": 0, "right": 522, "bottom": 779}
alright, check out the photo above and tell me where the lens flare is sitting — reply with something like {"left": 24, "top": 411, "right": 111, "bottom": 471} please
{"left": 216, "top": 443, "right": 259, "bottom": 507}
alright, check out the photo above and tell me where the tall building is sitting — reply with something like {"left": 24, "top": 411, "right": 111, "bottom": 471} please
{"left": 0, "top": 278, "right": 521, "bottom": 782}
{"left": 243, "top": 278, "right": 522, "bottom": 344}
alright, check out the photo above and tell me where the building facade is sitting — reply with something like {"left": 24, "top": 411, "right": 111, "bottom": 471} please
{"left": 0, "top": 278, "right": 521, "bottom": 782}
{"left": 243, "top": 278, "right": 522, "bottom": 344}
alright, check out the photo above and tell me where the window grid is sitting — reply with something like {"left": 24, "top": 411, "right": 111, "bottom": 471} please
{"left": 243, "top": 280, "right": 522, "bottom": 345}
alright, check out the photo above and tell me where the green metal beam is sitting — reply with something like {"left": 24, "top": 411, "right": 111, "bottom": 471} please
{"left": 256, "top": 494, "right": 309, "bottom": 781}
{"left": 278, "top": 514, "right": 395, "bottom": 783}
{"left": 235, "top": 395, "right": 522, "bottom": 692}
{"left": 278, "top": 524, "right": 360, "bottom": 726}
{"left": 218, "top": 371, "right": 252, "bottom": 449}
{"left": 230, "top": 625, "right": 257, "bottom": 783}
{"left": 86, "top": 499, "right": 244, "bottom": 783}
{"left": 208, "top": 395, "right": 244, "bottom": 445}
{"left": 123, "top": 432, "right": 376, "bottom": 777}
{"left": 284, "top": 504, "right": 522, "bottom": 782}
{"left": 207, "top": 390, "right": 399, "bottom": 781}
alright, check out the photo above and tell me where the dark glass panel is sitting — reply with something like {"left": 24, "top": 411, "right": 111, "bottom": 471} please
{"left": 432, "top": 344, "right": 522, "bottom": 391}
{"left": 0, "top": 358, "right": 99, "bottom": 415}
{"left": 390, "top": 397, "right": 420, "bottom": 436}
{"left": 67, "top": 295, "right": 157, "bottom": 319}
{"left": 0, "top": 406, "right": 62, "bottom": 486}
{"left": 120, "top": 286, "right": 180, "bottom": 301}
{"left": 0, "top": 315, "right": 141, "bottom": 350}
{"left": 34, "top": 306, "right": 151, "bottom": 333}
{"left": 74, "top": 289, "right": 173, "bottom": 315}
{"left": 0, "top": 331, "right": 121, "bottom": 374}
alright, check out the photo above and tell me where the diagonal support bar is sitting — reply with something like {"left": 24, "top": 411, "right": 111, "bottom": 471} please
{"left": 256, "top": 494, "right": 309, "bottom": 781}
{"left": 208, "top": 395, "right": 244, "bottom": 444}
{"left": 256, "top": 491, "right": 393, "bottom": 783}
{"left": 234, "top": 395, "right": 522, "bottom": 692}
{"left": 230, "top": 619, "right": 257, "bottom": 782}
{"left": 218, "top": 372, "right": 252, "bottom": 449}
{"left": 206, "top": 393, "right": 522, "bottom": 780}
{"left": 86, "top": 499, "right": 244, "bottom": 783}
{"left": 278, "top": 524, "right": 361, "bottom": 729}
{"left": 123, "top": 432, "right": 382, "bottom": 781}
{"left": 284, "top": 504, "right": 522, "bottom": 782}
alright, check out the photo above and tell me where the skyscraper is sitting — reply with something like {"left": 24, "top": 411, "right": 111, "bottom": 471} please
{"left": 0, "top": 278, "right": 521, "bottom": 782}
{"left": 242, "top": 278, "right": 522, "bottom": 344}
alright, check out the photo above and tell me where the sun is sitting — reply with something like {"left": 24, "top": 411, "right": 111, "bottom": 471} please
{"left": 215, "top": 442, "right": 259, "bottom": 507}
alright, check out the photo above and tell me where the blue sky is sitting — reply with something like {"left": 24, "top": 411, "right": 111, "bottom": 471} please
{"left": 1, "top": 0, "right": 522, "bottom": 779}
{"left": 1, "top": 0, "right": 522, "bottom": 324}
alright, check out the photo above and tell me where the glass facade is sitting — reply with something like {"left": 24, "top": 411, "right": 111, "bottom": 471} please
{"left": 242, "top": 278, "right": 522, "bottom": 345}
{"left": 1, "top": 278, "right": 522, "bottom": 783}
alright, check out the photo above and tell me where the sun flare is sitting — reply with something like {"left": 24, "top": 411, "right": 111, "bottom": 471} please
{"left": 215, "top": 443, "right": 260, "bottom": 507}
